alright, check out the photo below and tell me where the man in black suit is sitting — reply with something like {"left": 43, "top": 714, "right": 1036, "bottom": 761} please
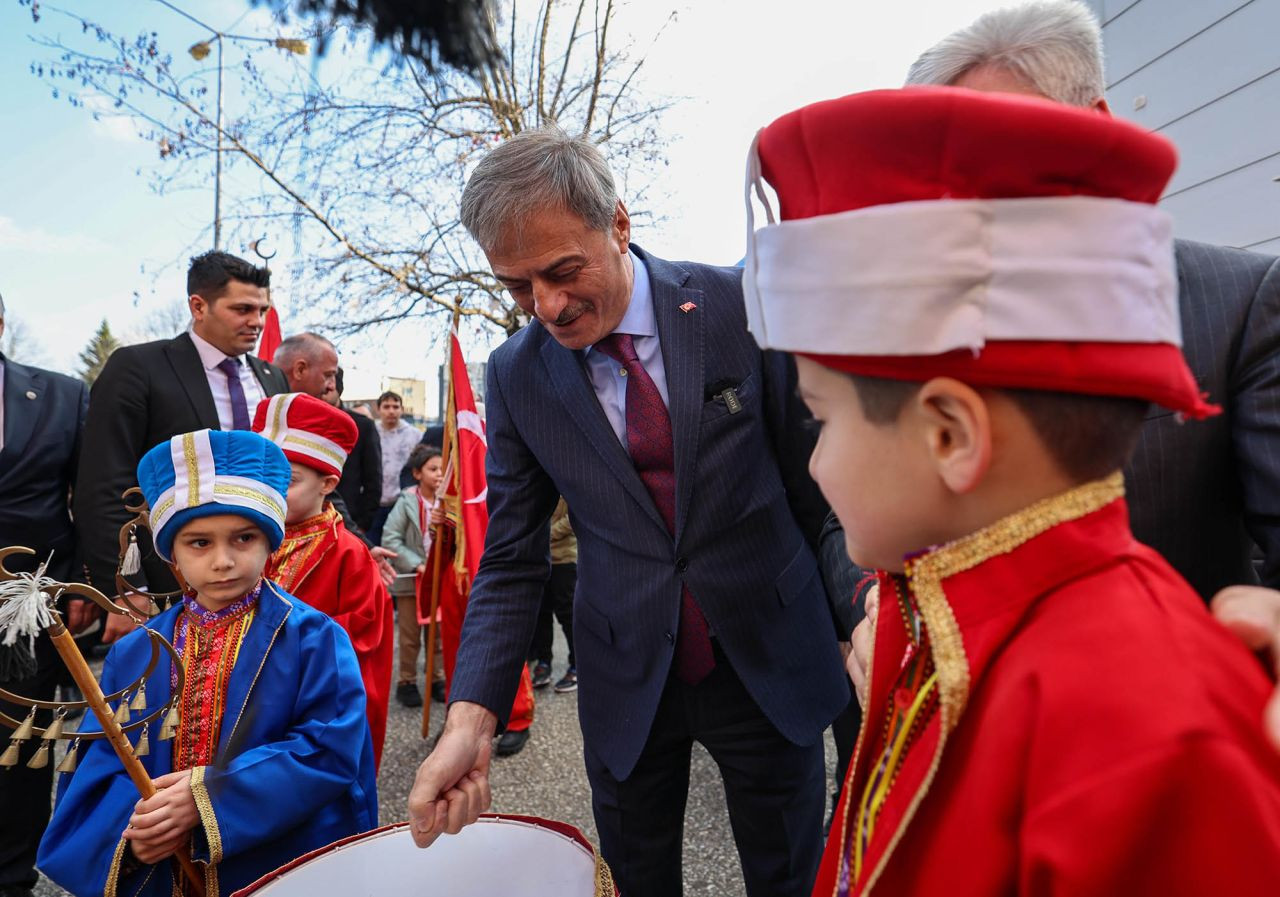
{"left": 0, "top": 292, "right": 89, "bottom": 897}
{"left": 74, "top": 251, "right": 288, "bottom": 640}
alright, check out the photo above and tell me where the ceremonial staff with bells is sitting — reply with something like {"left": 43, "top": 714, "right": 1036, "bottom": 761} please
{"left": 0, "top": 541, "right": 204, "bottom": 896}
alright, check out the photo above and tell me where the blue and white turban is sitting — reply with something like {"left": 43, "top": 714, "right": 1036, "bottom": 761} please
{"left": 136, "top": 429, "right": 290, "bottom": 561}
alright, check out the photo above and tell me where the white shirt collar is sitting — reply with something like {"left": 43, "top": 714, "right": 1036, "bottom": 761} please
{"left": 584, "top": 250, "right": 654, "bottom": 357}
{"left": 188, "top": 326, "right": 242, "bottom": 372}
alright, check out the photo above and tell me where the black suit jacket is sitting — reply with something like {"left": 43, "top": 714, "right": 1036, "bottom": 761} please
{"left": 1125, "top": 240, "right": 1280, "bottom": 601}
{"left": 73, "top": 333, "right": 288, "bottom": 591}
{"left": 450, "top": 247, "right": 848, "bottom": 780}
{"left": 337, "top": 408, "right": 382, "bottom": 531}
{"left": 0, "top": 354, "right": 88, "bottom": 580}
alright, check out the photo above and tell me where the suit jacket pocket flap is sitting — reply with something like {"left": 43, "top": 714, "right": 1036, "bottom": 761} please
{"left": 576, "top": 599, "right": 614, "bottom": 645}
{"left": 775, "top": 543, "right": 819, "bottom": 607}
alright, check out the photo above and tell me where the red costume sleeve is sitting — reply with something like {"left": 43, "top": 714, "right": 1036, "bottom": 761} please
{"left": 330, "top": 533, "right": 395, "bottom": 771}
{"left": 1020, "top": 735, "right": 1280, "bottom": 896}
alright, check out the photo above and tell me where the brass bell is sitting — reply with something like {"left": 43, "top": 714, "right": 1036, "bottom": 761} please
{"left": 114, "top": 700, "right": 131, "bottom": 725}
{"left": 11, "top": 709, "right": 36, "bottom": 742}
{"left": 0, "top": 740, "right": 21, "bottom": 767}
{"left": 158, "top": 705, "right": 180, "bottom": 741}
{"left": 27, "top": 740, "right": 50, "bottom": 769}
{"left": 55, "top": 739, "right": 79, "bottom": 774}
{"left": 135, "top": 729, "right": 150, "bottom": 758}
{"left": 43, "top": 714, "right": 65, "bottom": 742}
{"left": 131, "top": 684, "right": 148, "bottom": 711}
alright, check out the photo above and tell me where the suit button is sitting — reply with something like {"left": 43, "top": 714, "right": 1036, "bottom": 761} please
{"left": 676, "top": 557, "right": 688, "bottom": 572}
{"left": 665, "top": 631, "right": 675, "bottom": 644}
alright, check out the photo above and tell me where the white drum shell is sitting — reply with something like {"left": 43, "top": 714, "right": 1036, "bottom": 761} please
{"left": 239, "top": 819, "right": 602, "bottom": 896}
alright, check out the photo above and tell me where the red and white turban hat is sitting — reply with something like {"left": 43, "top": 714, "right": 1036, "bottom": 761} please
{"left": 743, "top": 86, "right": 1217, "bottom": 418}
{"left": 252, "top": 392, "right": 358, "bottom": 478}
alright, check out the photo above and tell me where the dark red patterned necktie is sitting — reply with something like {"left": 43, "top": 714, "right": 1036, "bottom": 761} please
{"left": 595, "top": 333, "right": 715, "bottom": 685}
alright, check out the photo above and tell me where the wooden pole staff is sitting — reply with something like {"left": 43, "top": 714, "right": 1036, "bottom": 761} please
{"left": 45, "top": 617, "right": 206, "bottom": 896}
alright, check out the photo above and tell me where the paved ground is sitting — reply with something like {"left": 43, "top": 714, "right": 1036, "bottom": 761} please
{"left": 35, "top": 628, "right": 836, "bottom": 896}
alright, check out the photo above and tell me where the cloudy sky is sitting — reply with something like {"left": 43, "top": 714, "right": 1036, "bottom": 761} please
{"left": 0, "top": 0, "right": 1012, "bottom": 402}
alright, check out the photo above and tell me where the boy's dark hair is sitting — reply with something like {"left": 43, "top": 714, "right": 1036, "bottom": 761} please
{"left": 850, "top": 376, "right": 1149, "bottom": 483}
{"left": 409, "top": 444, "right": 442, "bottom": 472}
{"left": 187, "top": 251, "right": 271, "bottom": 301}
{"left": 378, "top": 391, "right": 403, "bottom": 406}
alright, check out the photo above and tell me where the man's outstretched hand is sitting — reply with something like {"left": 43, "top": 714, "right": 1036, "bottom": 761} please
{"left": 407, "top": 701, "right": 497, "bottom": 848}
{"left": 1211, "top": 585, "right": 1280, "bottom": 751}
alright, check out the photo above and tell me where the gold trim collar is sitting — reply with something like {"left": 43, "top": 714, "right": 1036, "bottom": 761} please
{"left": 904, "top": 471, "right": 1124, "bottom": 733}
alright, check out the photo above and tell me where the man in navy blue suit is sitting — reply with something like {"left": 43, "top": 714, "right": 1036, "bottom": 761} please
{"left": 0, "top": 292, "right": 90, "bottom": 897}
{"left": 407, "top": 128, "right": 850, "bottom": 895}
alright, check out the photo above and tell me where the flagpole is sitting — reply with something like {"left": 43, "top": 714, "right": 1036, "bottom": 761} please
{"left": 422, "top": 308, "right": 461, "bottom": 739}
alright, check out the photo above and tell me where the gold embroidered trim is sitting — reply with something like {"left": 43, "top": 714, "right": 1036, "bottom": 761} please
{"left": 906, "top": 471, "right": 1123, "bottom": 732}
{"left": 221, "top": 583, "right": 292, "bottom": 752}
{"left": 594, "top": 852, "right": 616, "bottom": 896}
{"left": 152, "top": 495, "right": 175, "bottom": 523}
{"left": 189, "top": 765, "right": 223, "bottom": 866}
{"left": 268, "top": 394, "right": 288, "bottom": 442}
{"left": 860, "top": 473, "right": 1124, "bottom": 895}
{"left": 183, "top": 434, "right": 201, "bottom": 508}
{"left": 282, "top": 433, "right": 346, "bottom": 466}
{"left": 211, "top": 484, "right": 286, "bottom": 517}
{"left": 105, "top": 833, "right": 129, "bottom": 897}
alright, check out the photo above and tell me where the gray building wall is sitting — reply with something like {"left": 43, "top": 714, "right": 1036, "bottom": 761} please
{"left": 1084, "top": 0, "right": 1280, "bottom": 254}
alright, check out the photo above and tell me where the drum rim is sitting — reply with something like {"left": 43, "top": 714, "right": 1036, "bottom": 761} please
{"left": 229, "top": 813, "right": 617, "bottom": 897}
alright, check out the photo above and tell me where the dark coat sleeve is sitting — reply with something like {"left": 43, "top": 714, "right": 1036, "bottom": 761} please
{"left": 357, "top": 415, "right": 382, "bottom": 527}
{"left": 447, "top": 349, "right": 559, "bottom": 724}
{"left": 73, "top": 346, "right": 152, "bottom": 591}
{"left": 1231, "top": 254, "right": 1280, "bottom": 587}
{"left": 758, "top": 348, "right": 853, "bottom": 638}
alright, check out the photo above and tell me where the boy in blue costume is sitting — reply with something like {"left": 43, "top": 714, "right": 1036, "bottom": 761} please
{"left": 39, "top": 429, "right": 377, "bottom": 897}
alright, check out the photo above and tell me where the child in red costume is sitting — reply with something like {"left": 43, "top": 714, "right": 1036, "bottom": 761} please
{"left": 254, "top": 392, "right": 394, "bottom": 768}
{"left": 744, "top": 87, "right": 1280, "bottom": 896}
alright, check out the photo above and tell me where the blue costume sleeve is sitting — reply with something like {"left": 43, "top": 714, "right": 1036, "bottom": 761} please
{"left": 187, "top": 616, "right": 373, "bottom": 865}
{"left": 37, "top": 638, "right": 169, "bottom": 897}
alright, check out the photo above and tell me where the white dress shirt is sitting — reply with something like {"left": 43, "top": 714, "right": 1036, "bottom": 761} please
{"left": 581, "top": 251, "right": 670, "bottom": 450}
{"left": 188, "top": 327, "right": 266, "bottom": 430}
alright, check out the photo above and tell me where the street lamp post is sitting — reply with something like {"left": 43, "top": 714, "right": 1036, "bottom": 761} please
{"left": 170, "top": 0, "right": 306, "bottom": 250}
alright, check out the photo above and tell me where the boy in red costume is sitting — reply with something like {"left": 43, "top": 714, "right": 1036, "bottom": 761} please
{"left": 254, "top": 392, "right": 394, "bottom": 768}
{"left": 744, "top": 87, "right": 1280, "bottom": 896}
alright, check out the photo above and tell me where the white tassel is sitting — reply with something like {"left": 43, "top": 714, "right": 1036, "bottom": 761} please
{"left": 121, "top": 530, "right": 141, "bottom": 576}
{"left": 0, "top": 557, "right": 58, "bottom": 652}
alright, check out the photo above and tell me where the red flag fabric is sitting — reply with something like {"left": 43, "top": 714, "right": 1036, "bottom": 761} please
{"left": 258, "top": 305, "right": 282, "bottom": 364}
{"left": 438, "top": 328, "right": 535, "bottom": 732}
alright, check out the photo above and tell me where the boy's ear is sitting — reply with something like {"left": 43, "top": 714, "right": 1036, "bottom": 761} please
{"left": 321, "top": 473, "right": 341, "bottom": 496}
{"left": 913, "top": 378, "right": 992, "bottom": 495}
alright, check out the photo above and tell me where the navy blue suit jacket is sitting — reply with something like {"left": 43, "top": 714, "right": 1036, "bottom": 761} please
{"left": 1126, "top": 240, "right": 1280, "bottom": 600}
{"left": 449, "top": 247, "right": 848, "bottom": 780}
{"left": 0, "top": 354, "right": 88, "bottom": 577}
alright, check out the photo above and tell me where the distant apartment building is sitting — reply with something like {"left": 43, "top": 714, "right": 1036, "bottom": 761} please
{"left": 384, "top": 376, "right": 429, "bottom": 421}
{"left": 1085, "top": 0, "right": 1280, "bottom": 253}
{"left": 437, "top": 362, "right": 487, "bottom": 420}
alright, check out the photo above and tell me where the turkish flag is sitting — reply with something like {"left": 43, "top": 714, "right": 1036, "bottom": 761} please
{"left": 258, "top": 305, "right": 282, "bottom": 364}
{"left": 437, "top": 328, "right": 535, "bottom": 732}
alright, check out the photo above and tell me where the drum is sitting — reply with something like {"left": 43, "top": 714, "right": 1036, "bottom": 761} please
{"left": 231, "top": 814, "right": 617, "bottom": 896}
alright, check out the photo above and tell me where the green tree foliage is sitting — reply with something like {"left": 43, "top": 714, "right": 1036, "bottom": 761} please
{"left": 78, "top": 319, "right": 121, "bottom": 385}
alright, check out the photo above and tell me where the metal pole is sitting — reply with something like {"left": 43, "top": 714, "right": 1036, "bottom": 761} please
{"left": 214, "top": 35, "right": 224, "bottom": 249}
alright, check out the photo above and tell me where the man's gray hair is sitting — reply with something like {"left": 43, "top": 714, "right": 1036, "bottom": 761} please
{"left": 906, "top": 1, "right": 1105, "bottom": 108}
{"left": 274, "top": 331, "right": 336, "bottom": 368}
{"left": 0, "top": 290, "right": 5, "bottom": 320}
{"left": 460, "top": 125, "right": 618, "bottom": 251}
